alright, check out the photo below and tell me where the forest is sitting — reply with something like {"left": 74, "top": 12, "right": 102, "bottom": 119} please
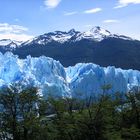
{"left": 0, "top": 84, "right": 140, "bottom": 140}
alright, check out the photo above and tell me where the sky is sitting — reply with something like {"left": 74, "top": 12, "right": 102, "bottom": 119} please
{"left": 0, "top": 0, "right": 140, "bottom": 41}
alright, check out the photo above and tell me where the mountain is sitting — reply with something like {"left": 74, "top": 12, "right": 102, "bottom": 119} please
{"left": 20, "top": 26, "right": 133, "bottom": 45}
{"left": 0, "top": 53, "right": 140, "bottom": 98}
{"left": 22, "top": 29, "right": 80, "bottom": 45}
{"left": 0, "top": 26, "right": 140, "bottom": 70}
{"left": 0, "top": 39, "right": 22, "bottom": 51}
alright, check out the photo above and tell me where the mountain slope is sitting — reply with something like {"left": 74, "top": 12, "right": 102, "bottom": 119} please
{"left": 0, "top": 39, "right": 22, "bottom": 51}
{"left": 15, "top": 38, "right": 140, "bottom": 70}
{"left": 0, "top": 26, "right": 140, "bottom": 70}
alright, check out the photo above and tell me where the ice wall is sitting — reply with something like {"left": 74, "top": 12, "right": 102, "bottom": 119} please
{"left": 0, "top": 52, "right": 140, "bottom": 98}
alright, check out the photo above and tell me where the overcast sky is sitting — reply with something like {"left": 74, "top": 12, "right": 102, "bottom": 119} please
{"left": 0, "top": 0, "right": 140, "bottom": 41}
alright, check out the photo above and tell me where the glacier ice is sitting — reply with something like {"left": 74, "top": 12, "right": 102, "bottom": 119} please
{"left": 0, "top": 52, "right": 140, "bottom": 98}
{"left": 0, "top": 52, "right": 69, "bottom": 98}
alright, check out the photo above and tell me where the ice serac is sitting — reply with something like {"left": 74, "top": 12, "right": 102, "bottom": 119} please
{"left": 66, "top": 63, "right": 140, "bottom": 97}
{"left": 0, "top": 53, "right": 140, "bottom": 98}
{"left": 0, "top": 52, "right": 70, "bottom": 98}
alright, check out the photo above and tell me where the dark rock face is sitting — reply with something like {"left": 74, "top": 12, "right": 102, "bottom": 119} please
{"left": 12, "top": 37, "right": 140, "bottom": 70}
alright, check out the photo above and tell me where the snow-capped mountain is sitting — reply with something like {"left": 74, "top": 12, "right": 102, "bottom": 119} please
{"left": 0, "top": 39, "right": 13, "bottom": 46}
{"left": 75, "top": 26, "right": 112, "bottom": 42}
{"left": 0, "top": 26, "right": 134, "bottom": 49}
{"left": 76, "top": 26, "right": 133, "bottom": 41}
{"left": 22, "top": 26, "right": 134, "bottom": 45}
{"left": 0, "top": 52, "right": 140, "bottom": 98}
{"left": 22, "top": 29, "right": 80, "bottom": 46}
{"left": 0, "top": 39, "right": 22, "bottom": 50}
{"left": 0, "top": 26, "right": 139, "bottom": 70}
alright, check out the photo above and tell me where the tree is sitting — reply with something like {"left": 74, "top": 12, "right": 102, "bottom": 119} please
{"left": 0, "top": 84, "right": 42, "bottom": 140}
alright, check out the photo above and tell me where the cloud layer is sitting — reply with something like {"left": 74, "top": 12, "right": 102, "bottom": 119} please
{"left": 84, "top": 8, "right": 102, "bottom": 14}
{"left": 115, "top": 0, "right": 140, "bottom": 8}
{"left": 0, "top": 33, "right": 33, "bottom": 42}
{"left": 103, "top": 19, "right": 120, "bottom": 23}
{"left": 44, "top": 0, "right": 61, "bottom": 9}
{"left": 64, "top": 11, "right": 78, "bottom": 16}
{"left": 0, "top": 23, "right": 33, "bottom": 41}
{"left": 0, "top": 23, "right": 28, "bottom": 34}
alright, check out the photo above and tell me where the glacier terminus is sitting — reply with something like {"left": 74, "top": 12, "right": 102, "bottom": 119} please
{"left": 0, "top": 52, "right": 140, "bottom": 98}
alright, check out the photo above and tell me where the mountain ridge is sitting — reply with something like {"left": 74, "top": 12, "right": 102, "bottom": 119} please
{"left": 0, "top": 26, "right": 136, "bottom": 49}
{"left": 21, "top": 26, "right": 136, "bottom": 46}
{"left": 0, "top": 26, "right": 140, "bottom": 70}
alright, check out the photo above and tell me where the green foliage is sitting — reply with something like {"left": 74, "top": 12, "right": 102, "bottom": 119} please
{"left": 0, "top": 84, "right": 44, "bottom": 140}
{"left": 0, "top": 84, "right": 140, "bottom": 140}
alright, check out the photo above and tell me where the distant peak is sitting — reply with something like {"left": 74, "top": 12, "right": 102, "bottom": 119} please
{"left": 0, "top": 39, "right": 11, "bottom": 41}
{"left": 68, "top": 29, "right": 76, "bottom": 33}
{"left": 91, "top": 26, "right": 101, "bottom": 30}
{"left": 90, "top": 26, "right": 101, "bottom": 32}
{"left": 74, "top": 26, "right": 112, "bottom": 42}
{"left": 68, "top": 29, "right": 79, "bottom": 35}
{"left": 90, "top": 26, "right": 111, "bottom": 35}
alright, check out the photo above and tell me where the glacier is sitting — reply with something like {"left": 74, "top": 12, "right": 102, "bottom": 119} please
{"left": 0, "top": 52, "right": 140, "bottom": 98}
{"left": 66, "top": 63, "right": 140, "bottom": 98}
